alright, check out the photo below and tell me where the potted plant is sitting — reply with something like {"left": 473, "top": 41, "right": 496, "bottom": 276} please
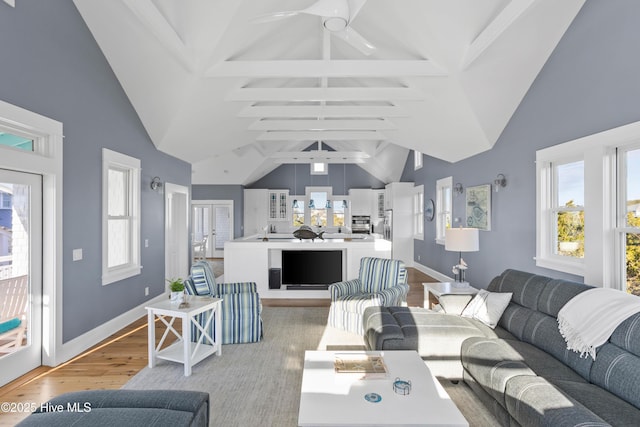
{"left": 167, "top": 278, "right": 185, "bottom": 304}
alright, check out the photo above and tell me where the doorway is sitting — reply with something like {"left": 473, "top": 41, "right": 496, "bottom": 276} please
{"left": 0, "top": 169, "right": 42, "bottom": 386}
{"left": 192, "top": 200, "right": 234, "bottom": 258}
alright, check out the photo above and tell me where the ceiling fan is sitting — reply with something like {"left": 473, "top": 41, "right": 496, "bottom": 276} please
{"left": 252, "top": 0, "right": 375, "bottom": 56}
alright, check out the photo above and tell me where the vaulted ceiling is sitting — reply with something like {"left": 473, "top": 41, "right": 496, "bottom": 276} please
{"left": 72, "top": 0, "right": 585, "bottom": 185}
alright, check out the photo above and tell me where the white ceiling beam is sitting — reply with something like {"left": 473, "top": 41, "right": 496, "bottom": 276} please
{"left": 249, "top": 119, "right": 397, "bottom": 131}
{"left": 207, "top": 60, "right": 447, "bottom": 78}
{"left": 227, "top": 87, "right": 426, "bottom": 102}
{"left": 239, "top": 105, "right": 408, "bottom": 118}
{"left": 3, "top": 0, "right": 15, "bottom": 7}
{"left": 257, "top": 131, "right": 386, "bottom": 141}
{"left": 462, "top": 0, "right": 536, "bottom": 70}
{"left": 121, "top": 0, "right": 194, "bottom": 72}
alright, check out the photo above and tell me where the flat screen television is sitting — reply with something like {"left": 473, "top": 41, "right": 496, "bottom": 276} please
{"left": 282, "top": 250, "right": 343, "bottom": 285}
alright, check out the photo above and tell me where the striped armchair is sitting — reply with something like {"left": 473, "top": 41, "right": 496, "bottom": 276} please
{"left": 328, "top": 257, "right": 408, "bottom": 335}
{"left": 185, "top": 261, "right": 263, "bottom": 344}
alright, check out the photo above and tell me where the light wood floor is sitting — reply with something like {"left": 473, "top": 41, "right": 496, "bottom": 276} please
{"left": 0, "top": 268, "right": 434, "bottom": 425}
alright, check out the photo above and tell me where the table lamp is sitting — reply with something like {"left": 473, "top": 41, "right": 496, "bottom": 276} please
{"left": 445, "top": 227, "right": 479, "bottom": 282}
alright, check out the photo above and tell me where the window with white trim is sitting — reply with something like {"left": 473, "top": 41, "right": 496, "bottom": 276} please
{"left": 536, "top": 121, "right": 640, "bottom": 292}
{"left": 414, "top": 150, "right": 423, "bottom": 170}
{"left": 102, "top": 148, "right": 141, "bottom": 285}
{"left": 617, "top": 144, "right": 640, "bottom": 296}
{"left": 435, "top": 177, "right": 452, "bottom": 244}
{"left": 413, "top": 185, "right": 424, "bottom": 239}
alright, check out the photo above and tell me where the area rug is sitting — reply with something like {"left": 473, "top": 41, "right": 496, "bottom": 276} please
{"left": 123, "top": 307, "right": 497, "bottom": 426}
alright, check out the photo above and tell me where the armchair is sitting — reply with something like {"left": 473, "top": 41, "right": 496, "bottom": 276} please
{"left": 328, "top": 257, "right": 408, "bottom": 335}
{"left": 185, "top": 261, "right": 263, "bottom": 344}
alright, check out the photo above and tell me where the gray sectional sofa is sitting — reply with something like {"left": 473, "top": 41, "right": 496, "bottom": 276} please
{"left": 363, "top": 269, "right": 640, "bottom": 426}
{"left": 17, "top": 389, "right": 209, "bottom": 426}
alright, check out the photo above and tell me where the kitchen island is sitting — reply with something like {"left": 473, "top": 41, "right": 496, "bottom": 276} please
{"left": 224, "top": 233, "right": 391, "bottom": 299}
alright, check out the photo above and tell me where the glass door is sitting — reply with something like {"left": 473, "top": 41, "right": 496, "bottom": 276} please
{"left": 192, "top": 201, "right": 234, "bottom": 259}
{"left": 0, "top": 169, "right": 42, "bottom": 386}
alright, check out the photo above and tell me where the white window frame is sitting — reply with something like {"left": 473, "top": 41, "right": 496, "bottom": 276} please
{"left": 413, "top": 185, "right": 424, "bottom": 239}
{"left": 615, "top": 143, "right": 640, "bottom": 292}
{"left": 102, "top": 148, "right": 141, "bottom": 285}
{"left": 536, "top": 156, "right": 585, "bottom": 276}
{"left": 535, "top": 122, "right": 640, "bottom": 287}
{"left": 435, "top": 176, "right": 453, "bottom": 245}
{"left": 0, "top": 99, "right": 63, "bottom": 366}
{"left": 414, "top": 150, "right": 423, "bottom": 170}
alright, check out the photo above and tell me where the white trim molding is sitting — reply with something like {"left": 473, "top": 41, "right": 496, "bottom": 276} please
{"left": 536, "top": 121, "right": 640, "bottom": 287}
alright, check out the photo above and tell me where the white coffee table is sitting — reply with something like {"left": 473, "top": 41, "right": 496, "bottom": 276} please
{"left": 298, "top": 350, "right": 468, "bottom": 427}
{"left": 146, "top": 296, "right": 222, "bottom": 376}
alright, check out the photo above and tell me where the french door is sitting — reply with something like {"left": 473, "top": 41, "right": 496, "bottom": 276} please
{"left": 0, "top": 169, "right": 42, "bottom": 386}
{"left": 192, "top": 201, "right": 233, "bottom": 258}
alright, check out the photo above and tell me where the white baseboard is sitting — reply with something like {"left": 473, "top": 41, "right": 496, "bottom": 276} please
{"left": 413, "top": 261, "right": 454, "bottom": 283}
{"left": 54, "top": 293, "right": 168, "bottom": 366}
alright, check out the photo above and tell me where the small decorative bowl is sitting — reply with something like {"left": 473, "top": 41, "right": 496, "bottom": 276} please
{"left": 393, "top": 377, "right": 412, "bottom": 395}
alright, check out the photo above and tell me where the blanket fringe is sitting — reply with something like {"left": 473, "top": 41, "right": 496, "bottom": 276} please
{"left": 557, "top": 318, "right": 597, "bottom": 360}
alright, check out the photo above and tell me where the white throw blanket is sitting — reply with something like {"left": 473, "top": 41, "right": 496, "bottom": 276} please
{"left": 557, "top": 288, "right": 640, "bottom": 360}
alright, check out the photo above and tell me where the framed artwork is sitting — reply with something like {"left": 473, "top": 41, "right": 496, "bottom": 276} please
{"left": 466, "top": 184, "right": 491, "bottom": 230}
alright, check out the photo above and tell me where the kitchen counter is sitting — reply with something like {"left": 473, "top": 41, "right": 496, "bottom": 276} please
{"left": 224, "top": 234, "right": 391, "bottom": 299}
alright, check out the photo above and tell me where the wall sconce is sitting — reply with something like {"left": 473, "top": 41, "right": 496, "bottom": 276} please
{"left": 454, "top": 183, "right": 463, "bottom": 195}
{"left": 494, "top": 174, "right": 507, "bottom": 192}
{"left": 150, "top": 176, "right": 163, "bottom": 191}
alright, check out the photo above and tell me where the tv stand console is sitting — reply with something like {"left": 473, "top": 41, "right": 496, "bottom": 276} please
{"left": 224, "top": 234, "right": 392, "bottom": 299}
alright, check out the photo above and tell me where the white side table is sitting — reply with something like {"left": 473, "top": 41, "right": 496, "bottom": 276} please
{"left": 423, "top": 282, "right": 478, "bottom": 309}
{"left": 146, "top": 296, "right": 222, "bottom": 376}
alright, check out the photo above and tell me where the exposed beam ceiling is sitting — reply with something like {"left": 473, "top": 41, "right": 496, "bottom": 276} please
{"left": 72, "top": 0, "right": 586, "bottom": 185}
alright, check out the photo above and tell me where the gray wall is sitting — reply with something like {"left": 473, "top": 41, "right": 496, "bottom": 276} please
{"left": 248, "top": 163, "right": 386, "bottom": 194}
{"left": 192, "top": 185, "right": 244, "bottom": 238}
{"left": 0, "top": 1, "right": 191, "bottom": 342}
{"left": 403, "top": 0, "right": 640, "bottom": 288}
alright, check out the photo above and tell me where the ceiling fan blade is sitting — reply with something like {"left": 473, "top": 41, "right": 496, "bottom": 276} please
{"left": 250, "top": 10, "right": 301, "bottom": 24}
{"left": 302, "top": 0, "right": 349, "bottom": 21}
{"left": 333, "top": 26, "right": 376, "bottom": 56}
{"left": 346, "top": 0, "right": 368, "bottom": 21}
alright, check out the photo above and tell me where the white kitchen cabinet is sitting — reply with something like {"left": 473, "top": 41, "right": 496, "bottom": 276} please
{"left": 244, "top": 189, "right": 269, "bottom": 236}
{"left": 268, "top": 190, "right": 289, "bottom": 221}
{"left": 348, "top": 189, "right": 372, "bottom": 215}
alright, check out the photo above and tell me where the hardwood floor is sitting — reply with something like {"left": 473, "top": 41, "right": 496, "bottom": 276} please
{"left": 0, "top": 267, "right": 435, "bottom": 425}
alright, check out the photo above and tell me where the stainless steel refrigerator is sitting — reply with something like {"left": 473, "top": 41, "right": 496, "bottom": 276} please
{"left": 383, "top": 209, "right": 392, "bottom": 241}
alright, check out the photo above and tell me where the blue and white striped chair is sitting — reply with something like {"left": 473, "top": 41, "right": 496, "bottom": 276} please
{"left": 328, "top": 257, "right": 408, "bottom": 335}
{"left": 185, "top": 261, "right": 263, "bottom": 344}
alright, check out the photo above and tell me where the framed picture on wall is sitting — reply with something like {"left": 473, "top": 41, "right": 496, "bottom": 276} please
{"left": 466, "top": 184, "right": 491, "bottom": 230}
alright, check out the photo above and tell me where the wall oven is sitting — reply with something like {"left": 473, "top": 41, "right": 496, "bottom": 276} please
{"left": 351, "top": 215, "right": 371, "bottom": 234}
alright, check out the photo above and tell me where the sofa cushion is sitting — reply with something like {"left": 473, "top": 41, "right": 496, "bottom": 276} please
{"left": 551, "top": 379, "right": 640, "bottom": 427}
{"left": 18, "top": 408, "right": 198, "bottom": 427}
{"left": 462, "top": 337, "right": 587, "bottom": 408}
{"left": 504, "top": 376, "right": 610, "bottom": 427}
{"left": 536, "top": 278, "right": 592, "bottom": 317}
{"left": 461, "top": 289, "right": 512, "bottom": 328}
{"left": 609, "top": 312, "right": 640, "bottom": 357}
{"left": 488, "top": 269, "right": 553, "bottom": 310}
{"left": 590, "top": 343, "right": 640, "bottom": 409}
{"left": 522, "top": 311, "right": 593, "bottom": 380}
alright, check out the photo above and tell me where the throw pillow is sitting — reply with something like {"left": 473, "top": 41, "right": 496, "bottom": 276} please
{"left": 461, "top": 289, "right": 512, "bottom": 328}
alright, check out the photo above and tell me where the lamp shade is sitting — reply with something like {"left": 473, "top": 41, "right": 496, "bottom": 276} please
{"left": 445, "top": 227, "right": 479, "bottom": 252}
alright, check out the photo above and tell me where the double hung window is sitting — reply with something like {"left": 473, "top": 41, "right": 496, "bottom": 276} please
{"left": 102, "top": 148, "right": 140, "bottom": 285}
{"left": 435, "top": 177, "right": 452, "bottom": 244}
{"left": 413, "top": 185, "right": 424, "bottom": 239}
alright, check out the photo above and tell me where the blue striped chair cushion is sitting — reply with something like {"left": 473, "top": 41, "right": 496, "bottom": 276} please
{"left": 359, "top": 257, "right": 407, "bottom": 294}
{"left": 190, "top": 261, "right": 217, "bottom": 296}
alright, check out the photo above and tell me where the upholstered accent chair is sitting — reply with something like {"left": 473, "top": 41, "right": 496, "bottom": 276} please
{"left": 328, "top": 257, "right": 408, "bottom": 335}
{"left": 185, "top": 261, "right": 263, "bottom": 344}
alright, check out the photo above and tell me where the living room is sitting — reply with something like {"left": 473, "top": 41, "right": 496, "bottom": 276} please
{"left": 1, "top": 1, "right": 640, "bottom": 426}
